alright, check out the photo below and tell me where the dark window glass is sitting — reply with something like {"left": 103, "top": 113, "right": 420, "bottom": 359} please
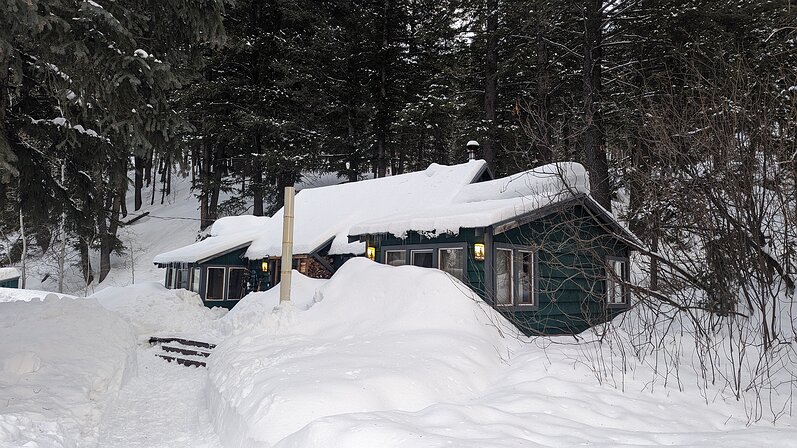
{"left": 516, "top": 251, "right": 533, "bottom": 305}
{"left": 165, "top": 268, "right": 173, "bottom": 288}
{"left": 176, "top": 269, "right": 190, "bottom": 290}
{"left": 206, "top": 267, "right": 225, "bottom": 301}
{"left": 385, "top": 250, "right": 407, "bottom": 266}
{"left": 438, "top": 248, "right": 464, "bottom": 280}
{"left": 227, "top": 268, "right": 247, "bottom": 300}
{"left": 496, "top": 249, "right": 512, "bottom": 305}
{"left": 411, "top": 250, "right": 433, "bottom": 268}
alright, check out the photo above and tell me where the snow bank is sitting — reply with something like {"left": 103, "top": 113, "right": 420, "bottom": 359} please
{"left": 206, "top": 258, "right": 520, "bottom": 447}
{"left": 0, "top": 297, "right": 137, "bottom": 447}
{"left": 215, "top": 270, "right": 326, "bottom": 336}
{"left": 0, "top": 288, "right": 73, "bottom": 303}
{"left": 91, "top": 282, "right": 225, "bottom": 338}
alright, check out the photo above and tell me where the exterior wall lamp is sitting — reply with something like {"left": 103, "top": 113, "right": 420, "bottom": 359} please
{"left": 366, "top": 246, "right": 376, "bottom": 261}
{"left": 261, "top": 260, "right": 269, "bottom": 272}
{"left": 474, "top": 243, "right": 486, "bottom": 261}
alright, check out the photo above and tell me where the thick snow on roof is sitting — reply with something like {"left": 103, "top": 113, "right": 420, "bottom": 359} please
{"left": 349, "top": 162, "right": 590, "bottom": 238}
{"left": 0, "top": 267, "right": 20, "bottom": 281}
{"left": 244, "top": 160, "right": 488, "bottom": 258}
{"left": 152, "top": 215, "right": 269, "bottom": 264}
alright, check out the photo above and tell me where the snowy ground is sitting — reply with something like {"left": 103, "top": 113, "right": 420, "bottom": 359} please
{"left": 2, "top": 171, "right": 796, "bottom": 447}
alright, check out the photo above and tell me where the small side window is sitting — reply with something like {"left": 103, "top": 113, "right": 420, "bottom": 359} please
{"left": 385, "top": 250, "right": 407, "bottom": 266}
{"left": 607, "top": 258, "right": 628, "bottom": 305}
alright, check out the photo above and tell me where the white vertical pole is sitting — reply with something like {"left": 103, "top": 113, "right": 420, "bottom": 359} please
{"left": 279, "top": 186, "right": 295, "bottom": 303}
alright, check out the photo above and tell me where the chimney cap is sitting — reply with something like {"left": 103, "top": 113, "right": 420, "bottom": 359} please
{"left": 466, "top": 140, "right": 480, "bottom": 148}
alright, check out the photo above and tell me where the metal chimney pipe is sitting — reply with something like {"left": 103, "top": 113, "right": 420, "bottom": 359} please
{"left": 466, "top": 140, "right": 480, "bottom": 161}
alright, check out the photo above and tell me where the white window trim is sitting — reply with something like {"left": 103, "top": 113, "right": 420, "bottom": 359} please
{"left": 437, "top": 247, "right": 466, "bottom": 281}
{"left": 190, "top": 267, "right": 201, "bottom": 292}
{"left": 384, "top": 249, "right": 407, "bottom": 266}
{"left": 516, "top": 250, "right": 536, "bottom": 307}
{"left": 606, "top": 257, "right": 629, "bottom": 306}
{"left": 410, "top": 249, "right": 434, "bottom": 267}
{"left": 205, "top": 266, "right": 227, "bottom": 301}
{"left": 495, "top": 248, "right": 514, "bottom": 307}
{"left": 227, "top": 267, "right": 249, "bottom": 301}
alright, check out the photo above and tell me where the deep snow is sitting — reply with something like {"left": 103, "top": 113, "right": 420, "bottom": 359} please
{"left": 2, "top": 170, "right": 796, "bottom": 447}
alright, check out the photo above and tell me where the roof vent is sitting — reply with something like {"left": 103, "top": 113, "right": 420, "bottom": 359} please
{"left": 466, "top": 140, "right": 480, "bottom": 161}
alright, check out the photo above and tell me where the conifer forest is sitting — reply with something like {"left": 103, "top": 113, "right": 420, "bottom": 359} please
{"left": 1, "top": 0, "right": 796, "bottom": 341}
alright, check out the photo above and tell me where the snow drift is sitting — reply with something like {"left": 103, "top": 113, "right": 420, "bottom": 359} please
{"left": 0, "top": 295, "right": 137, "bottom": 447}
{"left": 206, "top": 258, "right": 521, "bottom": 447}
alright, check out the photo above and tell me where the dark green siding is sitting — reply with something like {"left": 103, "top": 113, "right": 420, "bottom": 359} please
{"left": 369, "top": 202, "right": 631, "bottom": 336}
{"left": 373, "top": 229, "right": 487, "bottom": 296}
{"left": 0, "top": 278, "right": 19, "bottom": 288}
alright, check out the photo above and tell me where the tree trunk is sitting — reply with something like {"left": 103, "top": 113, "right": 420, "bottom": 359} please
{"left": 253, "top": 135, "right": 264, "bottom": 216}
{"left": 375, "top": 0, "right": 390, "bottom": 178}
{"left": 18, "top": 209, "right": 26, "bottom": 289}
{"left": 134, "top": 155, "right": 144, "bottom": 210}
{"left": 209, "top": 144, "right": 224, "bottom": 223}
{"left": 583, "top": 0, "right": 611, "bottom": 210}
{"left": 535, "top": 3, "right": 553, "bottom": 164}
{"left": 79, "top": 238, "right": 93, "bottom": 286}
{"left": 200, "top": 141, "right": 212, "bottom": 229}
{"left": 483, "top": 0, "right": 499, "bottom": 172}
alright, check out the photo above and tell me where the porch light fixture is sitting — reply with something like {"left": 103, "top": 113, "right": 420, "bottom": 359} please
{"left": 474, "top": 243, "right": 486, "bottom": 261}
{"left": 261, "top": 260, "right": 269, "bottom": 272}
{"left": 366, "top": 246, "right": 376, "bottom": 261}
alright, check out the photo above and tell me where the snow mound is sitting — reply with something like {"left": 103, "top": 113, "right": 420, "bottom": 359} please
{"left": 206, "top": 258, "right": 520, "bottom": 447}
{"left": 0, "top": 297, "right": 137, "bottom": 447}
{"left": 91, "top": 282, "right": 225, "bottom": 338}
{"left": 215, "top": 270, "right": 326, "bottom": 336}
{"left": 0, "top": 288, "right": 73, "bottom": 303}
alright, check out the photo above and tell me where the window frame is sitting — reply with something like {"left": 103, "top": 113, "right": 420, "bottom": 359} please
{"left": 493, "top": 243, "right": 539, "bottom": 310}
{"left": 205, "top": 266, "right": 227, "bottom": 301}
{"left": 384, "top": 249, "right": 407, "bottom": 266}
{"left": 165, "top": 267, "right": 174, "bottom": 289}
{"left": 494, "top": 247, "right": 514, "bottom": 307}
{"left": 606, "top": 256, "right": 630, "bottom": 307}
{"left": 410, "top": 249, "right": 434, "bottom": 268}
{"left": 190, "top": 267, "right": 201, "bottom": 292}
{"left": 226, "top": 267, "right": 249, "bottom": 301}
{"left": 437, "top": 247, "right": 466, "bottom": 281}
{"left": 175, "top": 268, "right": 190, "bottom": 290}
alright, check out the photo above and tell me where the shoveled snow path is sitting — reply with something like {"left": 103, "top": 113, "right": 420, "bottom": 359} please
{"left": 98, "top": 346, "right": 221, "bottom": 448}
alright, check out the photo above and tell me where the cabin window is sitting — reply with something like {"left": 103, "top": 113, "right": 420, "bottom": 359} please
{"left": 385, "top": 250, "right": 407, "bottom": 266}
{"left": 607, "top": 258, "right": 629, "bottom": 305}
{"left": 227, "top": 268, "right": 248, "bottom": 301}
{"left": 495, "top": 246, "right": 538, "bottom": 307}
{"left": 164, "top": 268, "right": 173, "bottom": 289}
{"left": 516, "top": 250, "right": 535, "bottom": 306}
{"left": 176, "top": 268, "right": 190, "bottom": 290}
{"left": 438, "top": 248, "right": 465, "bottom": 280}
{"left": 495, "top": 248, "right": 513, "bottom": 306}
{"left": 206, "top": 267, "right": 226, "bottom": 301}
{"left": 411, "top": 250, "right": 434, "bottom": 268}
{"left": 190, "top": 267, "right": 201, "bottom": 292}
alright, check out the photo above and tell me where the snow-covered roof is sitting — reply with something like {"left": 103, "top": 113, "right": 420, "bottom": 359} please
{"left": 349, "top": 162, "right": 591, "bottom": 238}
{"left": 245, "top": 160, "right": 489, "bottom": 258}
{"left": 153, "top": 160, "right": 488, "bottom": 263}
{"left": 153, "top": 216, "right": 269, "bottom": 264}
{"left": 0, "top": 267, "right": 21, "bottom": 282}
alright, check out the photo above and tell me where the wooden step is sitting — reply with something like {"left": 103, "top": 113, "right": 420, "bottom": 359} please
{"left": 162, "top": 344, "right": 211, "bottom": 358}
{"left": 155, "top": 353, "right": 207, "bottom": 368}
{"left": 149, "top": 336, "right": 217, "bottom": 350}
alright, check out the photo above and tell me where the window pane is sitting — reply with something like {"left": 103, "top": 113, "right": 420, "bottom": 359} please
{"left": 608, "top": 260, "right": 626, "bottom": 304}
{"left": 411, "top": 251, "right": 433, "bottom": 268}
{"left": 165, "top": 268, "right": 173, "bottom": 288}
{"left": 227, "top": 268, "right": 247, "bottom": 301}
{"left": 385, "top": 250, "right": 406, "bottom": 266}
{"left": 439, "top": 248, "right": 464, "bottom": 280}
{"left": 206, "top": 268, "right": 225, "bottom": 301}
{"left": 191, "top": 267, "right": 201, "bottom": 292}
{"left": 496, "top": 249, "right": 512, "bottom": 306}
{"left": 516, "top": 251, "right": 533, "bottom": 305}
{"left": 176, "top": 269, "right": 190, "bottom": 290}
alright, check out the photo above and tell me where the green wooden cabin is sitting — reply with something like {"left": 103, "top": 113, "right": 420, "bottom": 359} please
{"left": 0, "top": 268, "right": 20, "bottom": 288}
{"left": 352, "top": 194, "right": 639, "bottom": 335}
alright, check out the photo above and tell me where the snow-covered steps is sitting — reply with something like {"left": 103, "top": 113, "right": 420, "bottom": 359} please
{"left": 149, "top": 336, "right": 215, "bottom": 368}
